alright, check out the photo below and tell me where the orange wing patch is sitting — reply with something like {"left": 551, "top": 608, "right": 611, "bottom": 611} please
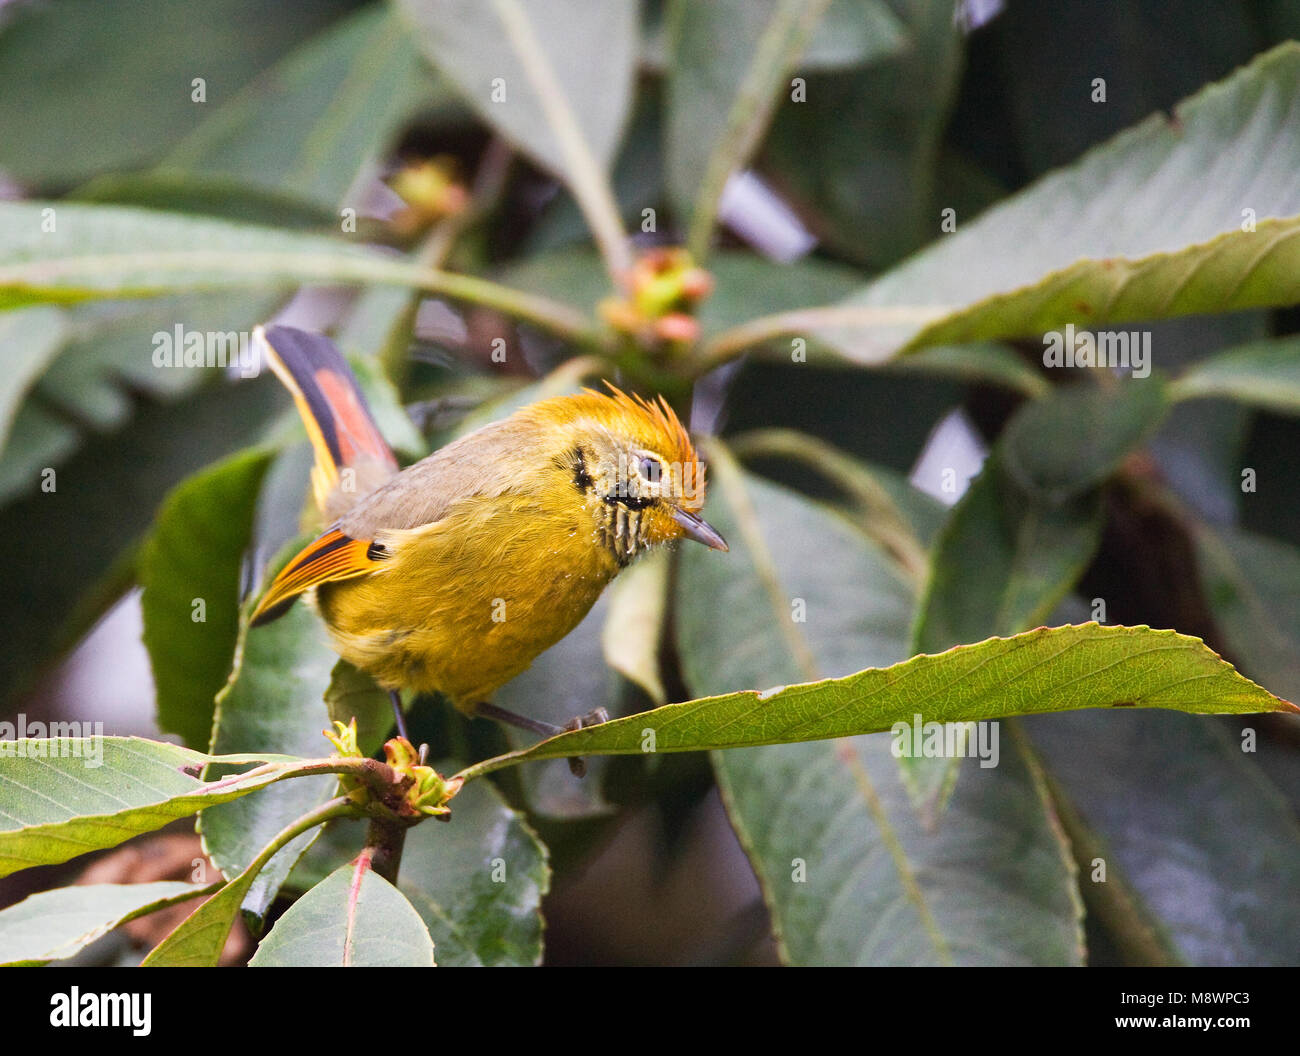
{"left": 250, "top": 528, "right": 378, "bottom": 626}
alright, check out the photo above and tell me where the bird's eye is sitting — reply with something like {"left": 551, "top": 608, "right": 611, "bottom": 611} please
{"left": 638, "top": 455, "right": 663, "bottom": 484}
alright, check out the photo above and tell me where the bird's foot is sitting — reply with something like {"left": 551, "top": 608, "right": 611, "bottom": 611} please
{"left": 563, "top": 706, "right": 610, "bottom": 732}
{"left": 563, "top": 707, "right": 610, "bottom": 777}
{"left": 473, "top": 702, "right": 609, "bottom": 778}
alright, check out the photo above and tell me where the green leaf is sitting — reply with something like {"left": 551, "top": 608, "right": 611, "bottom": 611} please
{"left": 143, "top": 795, "right": 352, "bottom": 966}
{"left": 325, "top": 661, "right": 395, "bottom": 758}
{"left": 0, "top": 201, "right": 375, "bottom": 307}
{"left": 885, "top": 343, "right": 1052, "bottom": 398}
{"left": 0, "top": 371, "right": 284, "bottom": 704}
{"left": 35, "top": 294, "right": 283, "bottom": 431}
{"left": 1170, "top": 334, "right": 1300, "bottom": 414}
{"left": 394, "top": 0, "right": 636, "bottom": 177}
{"left": 664, "top": 0, "right": 837, "bottom": 256}
{"left": 726, "top": 428, "right": 932, "bottom": 581}
{"left": 159, "top": 6, "right": 438, "bottom": 210}
{"left": 70, "top": 173, "right": 338, "bottom": 229}
{"left": 200, "top": 598, "right": 347, "bottom": 927}
{"left": 698, "top": 254, "right": 865, "bottom": 337}
{"left": 486, "top": 249, "right": 604, "bottom": 322}
{"left": 801, "top": 0, "right": 906, "bottom": 70}
{"left": 0, "top": 881, "right": 209, "bottom": 966}
{"left": 249, "top": 859, "right": 435, "bottom": 967}
{"left": 0, "top": 0, "right": 354, "bottom": 186}
{"left": 913, "top": 450, "right": 1104, "bottom": 663}
{"left": 0, "top": 201, "right": 593, "bottom": 340}
{"left": 296, "top": 771, "right": 550, "bottom": 966}
{"left": 672, "top": 453, "right": 1082, "bottom": 966}
{"left": 602, "top": 550, "right": 670, "bottom": 706}
{"left": 678, "top": 451, "right": 915, "bottom": 682}
{"left": 397, "top": 775, "right": 550, "bottom": 966}
{"left": 0, "top": 738, "right": 303, "bottom": 878}
{"left": 1193, "top": 522, "right": 1300, "bottom": 707}
{"left": 1028, "top": 708, "right": 1300, "bottom": 966}
{"left": 1001, "top": 379, "right": 1171, "bottom": 502}
{"left": 1141, "top": 314, "right": 1267, "bottom": 524}
{"left": 1150, "top": 398, "right": 1251, "bottom": 524}
{"left": 760, "top": 0, "right": 964, "bottom": 267}
{"left": 644, "top": 0, "right": 904, "bottom": 73}
{"left": 460, "top": 623, "right": 1295, "bottom": 776}
{"left": 807, "top": 43, "right": 1300, "bottom": 361}
{"left": 908, "top": 448, "right": 1103, "bottom": 815}
{"left": 523, "top": 82, "right": 665, "bottom": 256}
{"left": 139, "top": 448, "right": 273, "bottom": 749}
{"left": 0, "top": 307, "right": 66, "bottom": 452}
{"left": 497, "top": 248, "right": 864, "bottom": 338}
{"left": 0, "top": 401, "right": 79, "bottom": 506}
{"left": 139, "top": 875, "right": 249, "bottom": 967}
{"left": 716, "top": 724, "right": 1083, "bottom": 964}
{"left": 395, "top": 0, "right": 636, "bottom": 271}
{"left": 491, "top": 595, "right": 621, "bottom": 818}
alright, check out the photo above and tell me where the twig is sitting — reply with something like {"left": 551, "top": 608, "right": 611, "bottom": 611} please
{"left": 363, "top": 815, "right": 409, "bottom": 886}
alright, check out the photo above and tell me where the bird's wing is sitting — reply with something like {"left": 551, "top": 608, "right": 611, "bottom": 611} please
{"left": 251, "top": 413, "right": 554, "bottom": 623}
{"left": 249, "top": 527, "right": 381, "bottom": 626}
{"left": 335, "top": 415, "right": 535, "bottom": 537}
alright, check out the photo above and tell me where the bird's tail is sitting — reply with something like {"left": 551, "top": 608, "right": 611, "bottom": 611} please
{"left": 255, "top": 325, "right": 398, "bottom": 517}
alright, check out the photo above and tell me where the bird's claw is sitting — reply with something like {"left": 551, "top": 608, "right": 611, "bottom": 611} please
{"left": 564, "top": 707, "right": 610, "bottom": 777}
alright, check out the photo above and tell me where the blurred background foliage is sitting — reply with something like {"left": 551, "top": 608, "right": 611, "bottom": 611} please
{"left": 1, "top": 0, "right": 1299, "bottom": 965}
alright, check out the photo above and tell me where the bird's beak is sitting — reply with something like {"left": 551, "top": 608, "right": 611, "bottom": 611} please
{"left": 672, "top": 508, "right": 728, "bottom": 551}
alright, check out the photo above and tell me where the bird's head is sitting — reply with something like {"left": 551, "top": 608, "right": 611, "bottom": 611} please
{"left": 530, "top": 385, "right": 728, "bottom": 564}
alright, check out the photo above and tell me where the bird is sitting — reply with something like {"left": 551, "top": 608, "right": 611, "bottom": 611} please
{"left": 248, "top": 325, "right": 727, "bottom": 762}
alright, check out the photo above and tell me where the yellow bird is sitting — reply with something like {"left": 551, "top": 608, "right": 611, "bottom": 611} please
{"left": 249, "top": 326, "right": 727, "bottom": 755}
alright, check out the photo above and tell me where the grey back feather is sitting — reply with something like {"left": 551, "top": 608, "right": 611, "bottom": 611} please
{"left": 335, "top": 417, "right": 535, "bottom": 538}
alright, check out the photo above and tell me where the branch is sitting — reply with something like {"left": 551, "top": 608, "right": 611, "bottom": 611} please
{"left": 362, "top": 815, "right": 410, "bottom": 886}
{"left": 695, "top": 304, "right": 947, "bottom": 373}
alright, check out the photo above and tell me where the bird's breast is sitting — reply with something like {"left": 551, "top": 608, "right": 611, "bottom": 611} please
{"left": 315, "top": 490, "right": 622, "bottom": 706}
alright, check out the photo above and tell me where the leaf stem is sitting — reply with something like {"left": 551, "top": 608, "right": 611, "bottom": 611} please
{"left": 141, "top": 795, "right": 358, "bottom": 966}
{"left": 684, "top": 0, "right": 832, "bottom": 260}
{"left": 243, "top": 795, "right": 359, "bottom": 884}
{"left": 490, "top": 0, "right": 631, "bottom": 283}
{"left": 726, "top": 428, "right": 930, "bottom": 585}
{"left": 1032, "top": 755, "right": 1180, "bottom": 965}
{"left": 695, "top": 304, "right": 948, "bottom": 373}
{"left": 1, "top": 250, "right": 601, "bottom": 346}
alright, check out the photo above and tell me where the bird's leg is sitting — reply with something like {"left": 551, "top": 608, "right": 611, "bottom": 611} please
{"left": 474, "top": 703, "right": 610, "bottom": 778}
{"left": 560, "top": 707, "right": 610, "bottom": 778}
{"left": 388, "top": 689, "right": 410, "bottom": 743}
{"left": 475, "top": 701, "right": 564, "bottom": 738}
